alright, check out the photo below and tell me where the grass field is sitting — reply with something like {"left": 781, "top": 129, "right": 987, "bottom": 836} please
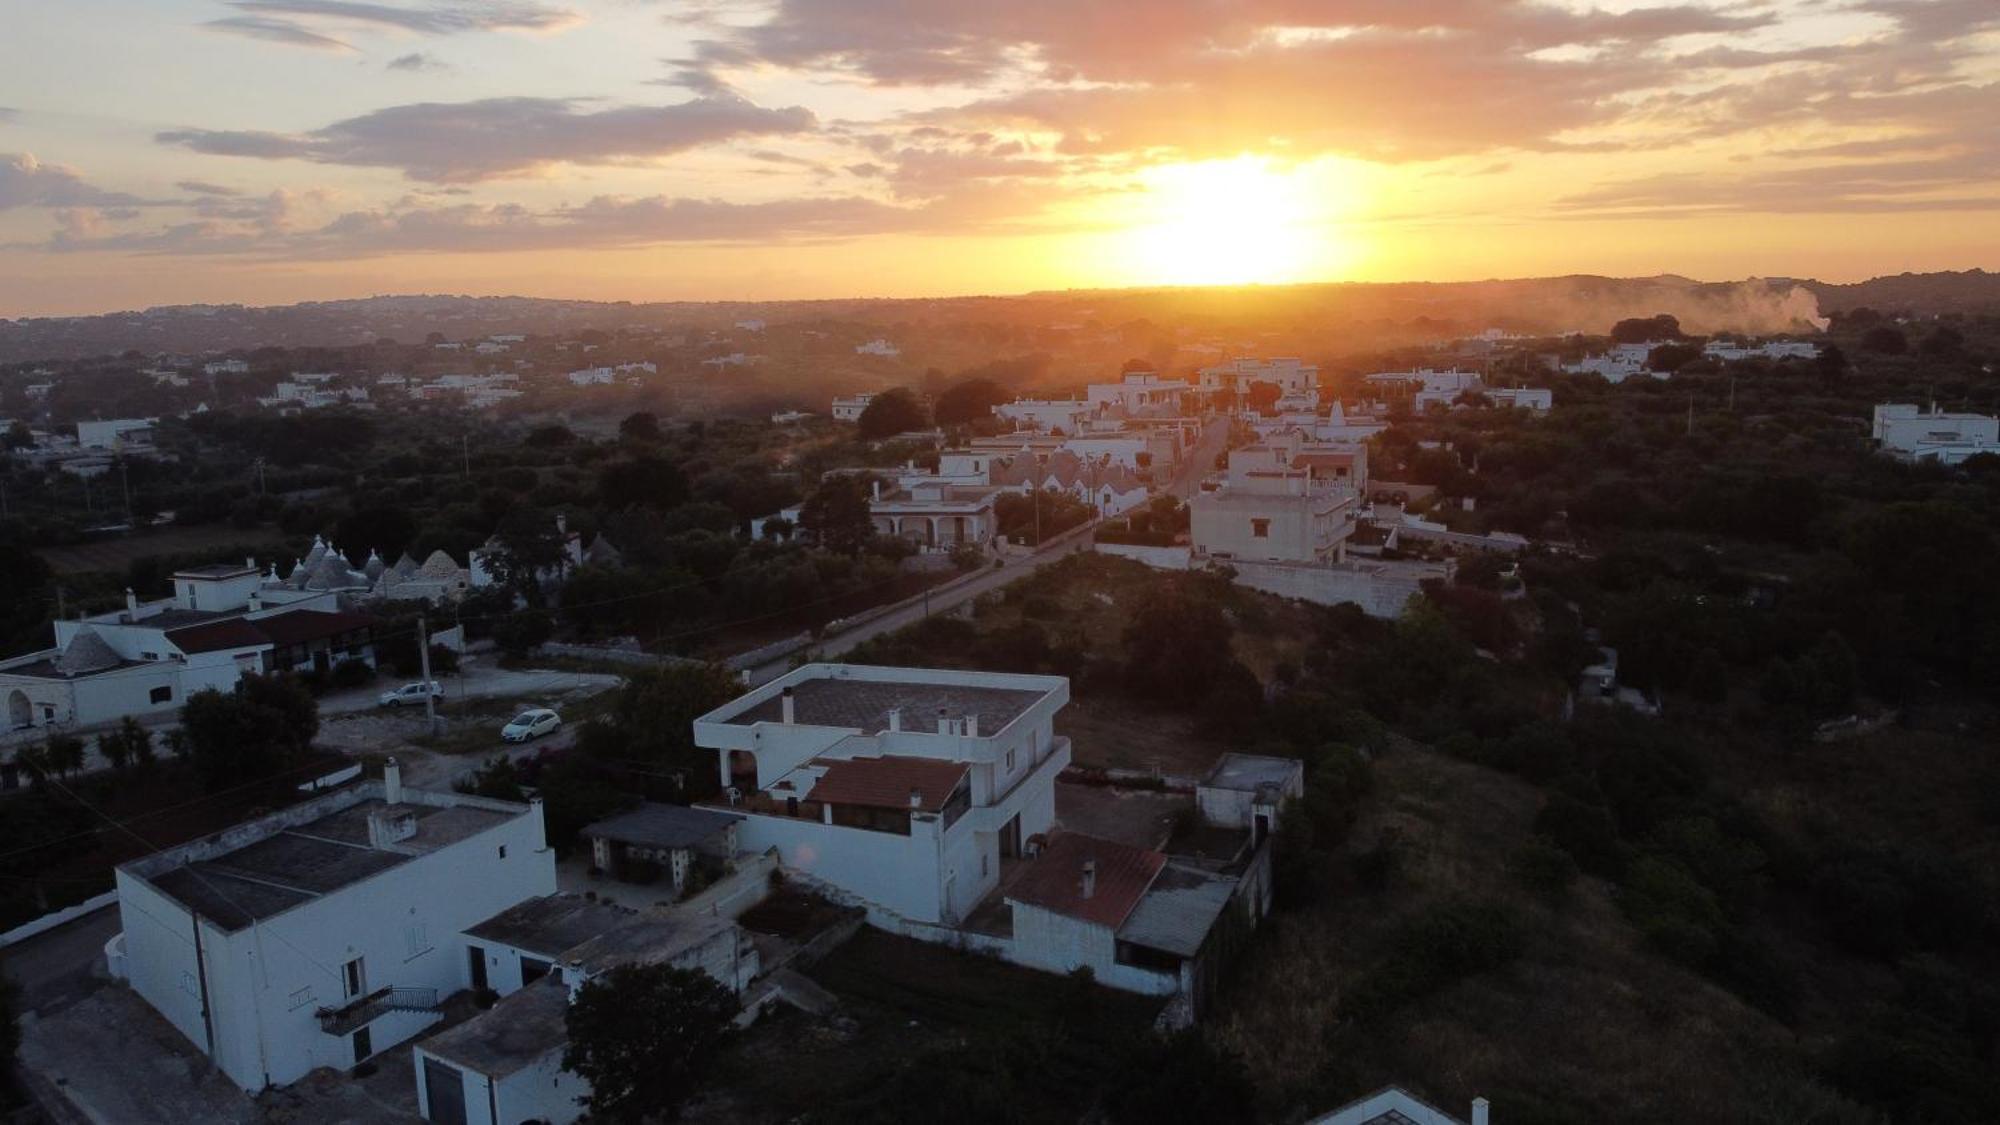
{"left": 40, "top": 525, "right": 284, "bottom": 575}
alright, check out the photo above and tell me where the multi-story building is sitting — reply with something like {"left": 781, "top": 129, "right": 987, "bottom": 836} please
{"left": 830, "top": 392, "right": 876, "bottom": 422}
{"left": 992, "top": 398, "right": 1095, "bottom": 434}
{"left": 1561, "top": 343, "right": 1659, "bottom": 383}
{"left": 1086, "top": 373, "right": 1190, "bottom": 418}
{"left": 694, "top": 664, "right": 1074, "bottom": 926}
{"left": 75, "top": 417, "right": 156, "bottom": 451}
{"left": 1199, "top": 357, "right": 1320, "bottom": 410}
{"left": 1190, "top": 432, "right": 1366, "bottom": 565}
{"left": 110, "top": 763, "right": 555, "bottom": 1092}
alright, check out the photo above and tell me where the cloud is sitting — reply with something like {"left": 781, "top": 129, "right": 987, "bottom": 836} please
{"left": 387, "top": 51, "right": 448, "bottom": 71}
{"left": 157, "top": 94, "right": 816, "bottom": 181}
{"left": 36, "top": 191, "right": 932, "bottom": 257}
{"left": 0, "top": 153, "right": 148, "bottom": 210}
{"left": 225, "top": 1, "right": 580, "bottom": 36}
{"left": 176, "top": 179, "right": 242, "bottom": 196}
{"left": 205, "top": 14, "right": 356, "bottom": 50}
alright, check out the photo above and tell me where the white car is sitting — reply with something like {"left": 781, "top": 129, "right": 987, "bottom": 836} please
{"left": 377, "top": 681, "right": 444, "bottom": 707}
{"left": 500, "top": 708, "right": 561, "bottom": 743}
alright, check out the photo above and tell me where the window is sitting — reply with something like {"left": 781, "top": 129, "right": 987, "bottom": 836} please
{"left": 1005, "top": 749, "right": 1015, "bottom": 772}
{"left": 497, "top": 845, "right": 507, "bottom": 859}
{"left": 148, "top": 686, "right": 173, "bottom": 705}
{"left": 1250, "top": 518, "right": 1271, "bottom": 538}
{"left": 342, "top": 956, "right": 366, "bottom": 999}
{"left": 140, "top": 652, "right": 160, "bottom": 661}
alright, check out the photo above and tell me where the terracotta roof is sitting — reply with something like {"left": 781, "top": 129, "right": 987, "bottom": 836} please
{"left": 1006, "top": 832, "right": 1165, "bottom": 930}
{"left": 252, "top": 609, "right": 376, "bottom": 646}
{"left": 806, "top": 756, "right": 969, "bottom": 812}
{"left": 166, "top": 618, "right": 272, "bottom": 655}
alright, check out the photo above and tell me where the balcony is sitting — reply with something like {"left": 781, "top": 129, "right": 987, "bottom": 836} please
{"left": 316, "top": 987, "right": 440, "bottom": 1037}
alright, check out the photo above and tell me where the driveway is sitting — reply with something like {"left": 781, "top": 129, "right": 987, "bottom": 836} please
{"left": 1165, "top": 416, "right": 1230, "bottom": 499}
{"left": 318, "top": 658, "right": 621, "bottom": 716}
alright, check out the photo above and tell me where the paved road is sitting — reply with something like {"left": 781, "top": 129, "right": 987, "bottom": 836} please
{"left": 742, "top": 533, "right": 1096, "bottom": 686}
{"left": 2, "top": 906, "right": 120, "bottom": 1016}
{"left": 1165, "top": 416, "right": 1231, "bottom": 499}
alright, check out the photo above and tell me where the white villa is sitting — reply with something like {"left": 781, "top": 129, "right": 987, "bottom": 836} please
{"left": 1200, "top": 357, "right": 1321, "bottom": 410}
{"left": 1704, "top": 339, "right": 1818, "bottom": 362}
{"left": 1561, "top": 343, "right": 1660, "bottom": 383}
{"left": 110, "top": 762, "right": 556, "bottom": 1092}
{"left": 854, "top": 338, "right": 901, "bottom": 357}
{"left": 992, "top": 398, "right": 1095, "bottom": 434}
{"left": 696, "top": 664, "right": 1074, "bottom": 926}
{"left": 75, "top": 417, "right": 156, "bottom": 451}
{"left": 1871, "top": 403, "right": 2000, "bottom": 465}
{"left": 830, "top": 392, "right": 876, "bottom": 422}
{"left": 1086, "top": 373, "right": 1190, "bottom": 418}
{"left": 1191, "top": 432, "right": 1367, "bottom": 565}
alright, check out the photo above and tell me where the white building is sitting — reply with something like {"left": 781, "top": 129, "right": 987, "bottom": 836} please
{"left": 1704, "top": 339, "right": 1818, "bottom": 362}
{"left": 111, "top": 763, "right": 555, "bottom": 1092}
{"left": 830, "top": 392, "right": 876, "bottom": 422}
{"left": 1562, "top": 343, "right": 1660, "bottom": 383}
{"left": 734, "top": 318, "right": 766, "bottom": 332}
{"left": 565, "top": 367, "right": 615, "bottom": 387}
{"left": 867, "top": 478, "right": 999, "bottom": 551}
{"left": 993, "top": 398, "right": 1095, "bottom": 435}
{"left": 1871, "top": 403, "right": 2000, "bottom": 465}
{"left": 0, "top": 562, "right": 368, "bottom": 735}
{"left": 1199, "top": 357, "right": 1320, "bottom": 410}
{"left": 694, "top": 664, "right": 1074, "bottom": 926}
{"left": 1086, "top": 373, "right": 1190, "bottom": 418}
{"left": 75, "top": 417, "right": 156, "bottom": 451}
{"left": 416, "top": 894, "right": 756, "bottom": 1125}
{"left": 204, "top": 359, "right": 250, "bottom": 376}
{"left": 1197, "top": 753, "right": 1305, "bottom": 846}
{"left": 855, "top": 338, "right": 901, "bottom": 357}
{"left": 1190, "top": 432, "right": 1366, "bottom": 565}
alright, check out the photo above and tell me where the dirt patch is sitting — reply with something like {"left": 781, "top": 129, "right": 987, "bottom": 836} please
{"left": 1056, "top": 694, "right": 1222, "bottom": 774}
{"left": 39, "top": 525, "right": 283, "bottom": 575}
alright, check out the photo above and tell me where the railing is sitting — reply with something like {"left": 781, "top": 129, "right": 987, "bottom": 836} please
{"left": 316, "top": 986, "right": 439, "bottom": 1036}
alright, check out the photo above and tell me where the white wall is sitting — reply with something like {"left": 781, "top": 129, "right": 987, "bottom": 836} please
{"left": 1008, "top": 902, "right": 1179, "bottom": 996}
{"left": 123, "top": 801, "right": 554, "bottom": 1092}
{"left": 733, "top": 810, "right": 952, "bottom": 922}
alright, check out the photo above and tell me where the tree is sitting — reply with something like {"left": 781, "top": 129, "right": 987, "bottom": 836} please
{"left": 1611, "top": 314, "right": 1682, "bottom": 343}
{"left": 598, "top": 457, "right": 689, "bottom": 512}
{"left": 799, "top": 475, "right": 877, "bottom": 555}
{"left": 337, "top": 505, "right": 417, "bottom": 560}
{"left": 1859, "top": 325, "right": 1908, "bottom": 355}
{"left": 179, "top": 675, "right": 319, "bottom": 791}
{"left": 485, "top": 508, "right": 568, "bottom": 603}
{"left": 856, "top": 388, "right": 926, "bottom": 440}
{"left": 492, "top": 609, "right": 555, "bottom": 656}
{"left": 932, "top": 377, "right": 1009, "bottom": 427}
{"left": 1646, "top": 342, "right": 1702, "bottom": 372}
{"left": 1121, "top": 580, "right": 1241, "bottom": 707}
{"left": 619, "top": 411, "right": 664, "bottom": 443}
{"left": 525, "top": 424, "right": 576, "bottom": 448}
{"left": 563, "top": 963, "right": 739, "bottom": 1123}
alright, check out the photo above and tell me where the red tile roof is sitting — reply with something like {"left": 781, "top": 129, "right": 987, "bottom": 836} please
{"left": 166, "top": 618, "right": 272, "bottom": 655}
{"left": 1005, "top": 832, "right": 1165, "bottom": 929}
{"left": 806, "top": 756, "right": 969, "bottom": 812}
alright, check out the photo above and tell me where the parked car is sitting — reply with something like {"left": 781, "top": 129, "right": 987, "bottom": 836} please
{"left": 377, "top": 681, "right": 444, "bottom": 707}
{"left": 501, "top": 708, "right": 562, "bottom": 743}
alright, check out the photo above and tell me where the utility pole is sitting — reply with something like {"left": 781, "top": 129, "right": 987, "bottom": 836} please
{"left": 461, "top": 434, "right": 470, "bottom": 479}
{"left": 119, "top": 458, "right": 132, "bottom": 522}
{"left": 417, "top": 614, "right": 441, "bottom": 737}
{"left": 1686, "top": 395, "right": 1694, "bottom": 437}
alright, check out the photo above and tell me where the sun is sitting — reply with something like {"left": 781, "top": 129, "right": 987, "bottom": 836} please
{"left": 1117, "top": 157, "right": 1329, "bottom": 286}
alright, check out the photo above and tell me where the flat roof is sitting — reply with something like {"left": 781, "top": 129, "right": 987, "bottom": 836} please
{"left": 422, "top": 975, "right": 570, "bottom": 1078}
{"left": 174, "top": 564, "right": 257, "bottom": 579}
{"left": 1116, "top": 863, "right": 1237, "bottom": 957}
{"left": 465, "top": 894, "right": 640, "bottom": 960}
{"left": 139, "top": 796, "right": 517, "bottom": 933}
{"left": 725, "top": 674, "right": 1047, "bottom": 735}
{"left": 806, "top": 756, "right": 968, "bottom": 812}
{"left": 582, "top": 803, "right": 741, "bottom": 851}
{"left": 1201, "top": 753, "right": 1303, "bottom": 794}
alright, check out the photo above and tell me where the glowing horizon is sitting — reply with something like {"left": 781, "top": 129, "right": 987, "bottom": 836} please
{"left": 2, "top": 1, "right": 1996, "bottom": 317}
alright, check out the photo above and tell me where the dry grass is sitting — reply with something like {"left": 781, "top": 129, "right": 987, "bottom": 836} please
{"left": 39, "top": 525, "right": 283, "bottom": 575}
{"left": 1210, "top": 744, "right": 1880, "bottom": 1125}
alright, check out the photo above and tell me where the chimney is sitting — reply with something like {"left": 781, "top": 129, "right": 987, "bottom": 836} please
{"left": 1472, "top": 1097, "right": 1490, "bottom": 1125}
{"left": 366, "top": 806, "right": 418, "bottom": 849}
{"left": 1081, "top": 859, "right": 1097, "bottom": 899}
{"left": 560, "top": 959, "right": 588, "bottom": 1001}
{"left": 871, "top": 479, "right": 882, "bottom": 502}
{"left": 248, "top": 593, "right": 262, "bottom": 612}
{"left": 908, "top": 787, "right": 923, "bottom": 809}
{"left": 124, "top": 588, "right": 138, "bottom": 616}
{"left": 383, "top": 756, "right": 403, "bottom": 804}
{"left": 243, "top": 556, "right": 255, "bottom": 569}
{"left": 887, "top": 707, "right": 901, "bottom": 732}
{"left": 780, "top": 686, "right": 796, "bottom": 724}
{"left": 936, "top": 707, "right": 950, "bottom": 735}
{"left": 966, "top": 713, "right": 979, "bottom": 738}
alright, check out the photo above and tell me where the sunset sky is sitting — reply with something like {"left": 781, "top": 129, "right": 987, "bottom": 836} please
{"left": 2, "top": 0, "right": 1997, "bottom": 316}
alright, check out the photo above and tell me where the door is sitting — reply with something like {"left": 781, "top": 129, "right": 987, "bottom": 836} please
{"left": 352, "top": 1026, "right": 372, "bottom": 1065}
{"left": 423, "top": 1058, "right": 468, "bottom": 1125}
{"left": 342, "top": 956, "right": 366, "bottom": 999}
{"left": 313, "top": 649, "right": 331, "bottom": 675}
{"left": 999, "top": 814, "right": 1021, "bottom": 859}
{"left": 467, "top": 945, "right": 487, "bottom": 991}
{"left": 1253, "top": 813, "right": 1271, "bottom": 847}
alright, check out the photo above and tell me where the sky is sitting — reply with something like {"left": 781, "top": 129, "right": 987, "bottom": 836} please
{"left": 1, "top": 0, "right": 1997, "bottom": 316}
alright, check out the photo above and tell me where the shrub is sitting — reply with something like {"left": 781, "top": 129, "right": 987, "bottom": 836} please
{"left": 1511, "top": 836, "right": 1581, "bottom": 903}
{"left": 1341, "top": 899, "right": 1524, "bottom": 1025}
